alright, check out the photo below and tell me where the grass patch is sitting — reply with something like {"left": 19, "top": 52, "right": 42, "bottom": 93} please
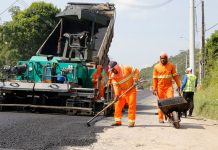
{"left": 195, "top": 84, "right": 218, "bottom": 120}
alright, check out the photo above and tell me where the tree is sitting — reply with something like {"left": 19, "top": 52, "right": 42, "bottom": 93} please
{"left": 0, "top": 44, "right": 19, "bottom": 67}
{"left": 8, "top": 5, "right": 21, "bottom": 18}
{"left": 204, "top": 30, "right": 218, "bottom": 86}
{"left": 205, "top": 30, "right": 218, "bottom": 63}
{"left": 1, "top": 2, "right": 60, "bottom": 60}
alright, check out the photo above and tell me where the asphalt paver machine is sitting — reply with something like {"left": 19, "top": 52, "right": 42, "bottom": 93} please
{"left": 0, "top": 2, "right": 115, "bottom": 115}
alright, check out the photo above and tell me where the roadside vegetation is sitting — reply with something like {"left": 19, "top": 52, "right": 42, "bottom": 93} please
{"left": 0, "top": 2, "right": 60, "bottom": 67}
{"left": 194, "top": 30, "right": 218, "bottom": 119}
{"left": 195, "top": 84, "right": 218, "bottom": 120}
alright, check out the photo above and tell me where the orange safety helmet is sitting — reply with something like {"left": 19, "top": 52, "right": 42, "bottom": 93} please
{"left": 160, "top": 51, "right": 168, "bottom": 58}
{"left": 97, "top": 65, "right": 103, "bottom": 70}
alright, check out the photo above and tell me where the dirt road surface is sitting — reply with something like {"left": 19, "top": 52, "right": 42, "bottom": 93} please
{"left": 64, "top": 89, "right": 218, "bottom": 150}
{"left": 0, "top": 89, "right": 218, "bottom": 150}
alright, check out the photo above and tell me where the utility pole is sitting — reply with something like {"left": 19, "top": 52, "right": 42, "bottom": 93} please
{"left": 189, "top": 0, "right": 195, "bottom": 75}
{"left": 201, "top": 0, "right": 205, "bottom": 79}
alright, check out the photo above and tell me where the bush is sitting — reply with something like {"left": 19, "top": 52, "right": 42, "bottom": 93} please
{"left": 195, "top": 85, "right": 218, "bottom": 120}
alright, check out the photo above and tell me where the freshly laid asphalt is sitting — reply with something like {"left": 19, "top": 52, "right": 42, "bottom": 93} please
{"left": 0, "top": 112, "right": 110, "bottom": 149}
{"left": 0, "top": 90, "right": 151, "bottom": 150}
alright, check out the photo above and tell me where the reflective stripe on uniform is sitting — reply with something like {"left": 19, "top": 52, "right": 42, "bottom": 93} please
{"left": 112, "top": 68, "right": 136, "bottom": 85}
{"left": 115, "top": 117, "right": 121, "bottom": 122}
{"left": 128, "top": 119, "right": 135, "bottom": 123}
{"left": 172, "top": 73, "right": 178, "bottom": 76}
{"left": 153, "top": 74, "right": 173, "bottom": 79}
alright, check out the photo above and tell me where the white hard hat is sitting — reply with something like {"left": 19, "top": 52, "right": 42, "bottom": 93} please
{"left": 185, "top": 67, "right": 192, "bottom": 73}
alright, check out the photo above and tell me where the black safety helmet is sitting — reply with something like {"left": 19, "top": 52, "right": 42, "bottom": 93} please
{"left": 108, "top": 61, "right": 117, "bottom": 72}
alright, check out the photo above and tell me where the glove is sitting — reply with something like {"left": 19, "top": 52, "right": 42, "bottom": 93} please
{"left": 177, "top": 87, "right": 181, "bottom": 96}
{"left": 152, "top": 90, "right": 157, "bottom": 96}
{"left": 98, "top": 75, "right": 102, "bottom": 81}
{"left": 176, "top": 87, "right": 181, "bottom": 92}
{"left": 133, "top": 80, "right": 139, "bottom": 86}
{"left": 92, "top": 79, "right": 97, "bottom": 83}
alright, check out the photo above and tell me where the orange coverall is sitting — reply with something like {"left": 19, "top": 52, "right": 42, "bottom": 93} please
{"left": 153, "top": 62, "right": 181, "bottom": 121}
{"left": 109, "top": 65, "right": 139, "bottom": 125}
{"left": 92, "top": 65, "right": 104, "bottom": 98}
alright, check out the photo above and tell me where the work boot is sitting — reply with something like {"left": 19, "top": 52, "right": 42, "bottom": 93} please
{"left": 181, "top": 112, "right": 187, "bottom": 118}
{"left": 188, "top": 114, "right": 192, "bottom": 117}
{"left": 184, "top": 112, "right": 187, "bottom": 118}
{"left": 168, "top": 118, "right": 173, "bottom": 123}
{"left": 111, "top": 123, "right": 122, "bottom": 126}
{"left": 128, "top": 124, "right": 134, "bottom": 128}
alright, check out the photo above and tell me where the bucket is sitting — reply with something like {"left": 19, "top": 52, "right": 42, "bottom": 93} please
{"left": 57, "top": 74, "right": 65, "bottom": 83}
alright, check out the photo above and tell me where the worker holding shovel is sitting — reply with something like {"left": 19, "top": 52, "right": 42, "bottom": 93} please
{"left": 108, "top": 61, "right": 139, "bottom": 127}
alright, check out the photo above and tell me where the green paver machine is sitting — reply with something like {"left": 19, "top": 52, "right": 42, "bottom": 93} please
{"left": 0, "top": 2, "right": 115, "bottom": 115}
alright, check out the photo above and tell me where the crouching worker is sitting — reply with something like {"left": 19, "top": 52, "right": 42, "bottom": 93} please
{"left": 108, "top": 61, "right": 139, "bottom": 127}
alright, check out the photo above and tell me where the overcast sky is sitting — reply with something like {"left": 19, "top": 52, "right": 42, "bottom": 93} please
{"left": 1, "top": 0, "right": 218, "bottom": 69}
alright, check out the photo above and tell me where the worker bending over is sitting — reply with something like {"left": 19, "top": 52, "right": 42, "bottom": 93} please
{"left": 108, "top": 61, "right": 139, "bottom": 127}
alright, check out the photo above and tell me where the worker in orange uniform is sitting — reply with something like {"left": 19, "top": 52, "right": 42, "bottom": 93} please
{"left": 108, "top": 61, "right": 139, "bottom": 127}
{"left": 153, "top": 52, "right": 181, "bottom": 123}
{"left": 92, "top": 65, "right": 104, "bottom": 100}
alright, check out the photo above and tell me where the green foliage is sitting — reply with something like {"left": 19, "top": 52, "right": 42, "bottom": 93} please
{"left": 169, "top": 51, "right": 188, "bottom": 78}
{"left": 195, "top": 84, "right": 218, "bottom": 120}
{"left": 1, "top": 1, "right": 60, "bottom": 60}
{"left": 0, "top": 43, "right": 19, "bottom": 72}
{"left": 8, "top": 6, "right": 21, "bottom": 18}
{"left": 202, "top": 60, "right": 218, "bottom": 87}
{"left": 0, "top": 26, "right": 19, "bottom": 67}
{"left": 194, "top": 30, "right": 218, "bottom": 120}
{"left": 204, "top": 30, "right": 218, "bottom": 87}
{"left": 140, "top": 66, "right": 154, "bottom": 89}
{"left": 206, "top": 30, "right": 218, "bottom": 59}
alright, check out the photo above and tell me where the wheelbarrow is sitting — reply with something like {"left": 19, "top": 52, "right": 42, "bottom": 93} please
{"left": 157, "top": 95, "right": 188, "bottom": 129}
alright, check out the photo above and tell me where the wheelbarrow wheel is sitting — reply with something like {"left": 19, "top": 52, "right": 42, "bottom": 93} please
{"left": 172, "top": 111, "right": 180, "bottom": 129}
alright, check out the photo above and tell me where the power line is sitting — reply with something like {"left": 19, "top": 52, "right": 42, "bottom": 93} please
{"left": 194, "top": 6, "right": 199, "bottom": 36}
{"left": 194, "top": 3, "right": 201, "bottom": 48}
{"left": 206, "top": 22, "right": 218, "bottom": 32}
{"left": 17, "top": 0, "right": 29, "bottom": 8}
{"left": 0, "top": 0, "right": 19, "bottom": 16}
{"left": 0, "top": 0, "right": 29, "bottom": 24}
{"left": 195, "top": 1, "right": 201, "bottom": 8}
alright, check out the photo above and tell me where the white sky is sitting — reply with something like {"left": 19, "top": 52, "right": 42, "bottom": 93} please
{"left": 1, "top": 0, "right": 218, "bottom": 69}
